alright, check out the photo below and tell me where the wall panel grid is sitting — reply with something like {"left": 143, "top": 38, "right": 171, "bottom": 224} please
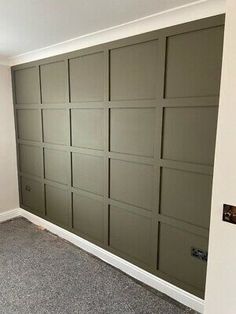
{"left": 12, "top": 15, "right": 224, "bottom": 298}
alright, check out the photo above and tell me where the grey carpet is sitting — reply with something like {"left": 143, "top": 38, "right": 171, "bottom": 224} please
{"left": 0, "top": 218, "right": 197, "bottom": 314}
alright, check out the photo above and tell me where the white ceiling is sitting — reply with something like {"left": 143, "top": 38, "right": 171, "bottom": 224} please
{"left": 0, "top": 0, "right": 202, "bottom": 59}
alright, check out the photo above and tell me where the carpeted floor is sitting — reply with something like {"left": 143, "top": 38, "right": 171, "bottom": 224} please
{"left": 0, "top": 218, "right": 197, "bottom": 314}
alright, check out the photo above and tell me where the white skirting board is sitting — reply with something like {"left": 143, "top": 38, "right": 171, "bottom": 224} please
{"left": 0, "top": 208, "right": 21, "bottom": 222}
{"left": 0, "top": 208, "right": 204, "bottom": 313}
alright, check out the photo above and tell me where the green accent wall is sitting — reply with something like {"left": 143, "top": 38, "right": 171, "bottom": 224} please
{"left": 12, "top": 14, "right": 224, "bottom": 298}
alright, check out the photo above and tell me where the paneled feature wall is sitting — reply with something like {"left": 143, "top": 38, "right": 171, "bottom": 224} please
{"left": 12, "top": 15, "right": 224, "bottom": 298}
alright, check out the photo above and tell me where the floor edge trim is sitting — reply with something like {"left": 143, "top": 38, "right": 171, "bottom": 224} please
{"left": 0, "top": 208, "right": 21, "bottom": 222}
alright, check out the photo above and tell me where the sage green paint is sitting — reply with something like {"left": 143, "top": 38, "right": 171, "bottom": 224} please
{"left": 159, "top": 223, "right": 208, "bottom": 291}
{"left": 110, "top": 108, "right": 155, "bottom": 157}
{"left": 110, "top": 40, "right": 159, "bottom": 100}
{"left": 17, "top": 109, "right": 42, "bottom": 142}
{"left": 165, "top": 26, "right": 224, "bottom": 98}
{"left": 12, "top": 15, "right": 225, "bottom": 298}
{"left": 21, "top": 177, "right": 44, "bottom": 214}
{"left": 45, "top": 185, "right": 69, "bottom": 226}
{"left": 162, "top": 107, "right": 218, "bottom": 165}
{"left": 71, "top": 109, "right": 104, "bottom": 150}
{"left": 19, "top": 144, "right": 43, "bottom": 178}
{"left": 110, "top": 205, "right": 152, "bottom": 266}
{"left": 72, "top": 153, "right": 104, "bottom": 196}
{"left": 160, "top": 168, "right": 212, "bottom": 229}
{"left": 110, "top": 159, "right": 154, "bottom": 210}
{"left": 73, "top": 193, "right": 104, "bottom": 243}
{"left": 14, "top": 67, "right": 40, "bottom": 104}
{"left": 69, "top": 52, "right": 104, "bottom": 102}
{"left": 40, "top": 61, "right": 67, "bottom": 103}
{"left": 43, "top": 109, "right": 69, "bottom": 145}
{"left": 44, "top": 149, "right": 69, "bottom": 185}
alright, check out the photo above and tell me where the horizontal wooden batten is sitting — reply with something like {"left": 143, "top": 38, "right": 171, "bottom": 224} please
{"left": 108, "top": 100, "right": 158, "bottom": 108}
{"left": 157, "top": 214, "right": 209, "bottom": 238}
{"left": 160, "top": 159, "right": 213, "bottom": 175}
{"left": 162, "top": 97, "right": 219, "bottom": 107}
{"left": 108, "top": 152, "right": 154, "bottom": 165}
{"left": 109, "top": 199, "right": 152, "bottom": 217}
{"left": 15, "top": 100, "right": 157, "bottom": 109}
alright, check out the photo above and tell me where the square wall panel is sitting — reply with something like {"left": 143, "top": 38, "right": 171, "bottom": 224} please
{"left": 110, "top": 206, "right": 152, "bottom": 266}
{"left": 40, "top": 61, "right": 67, "bottom": 103}
{"left": 19, "top": 144, "right": 43, "bottom": 177}
{"left": 158, "top": 223, "right": 208, "bottom": 292}
{"left": 110, "top": 159, "right": 154, "bottom": 210}
{"left": 110, "top": 108, "right": 155, "bottom": 157}
{"left": 162, "top": 107, "right": 218, "bottom": 165}
{"left": 110, "top": 40, "right": 158, "bottom": 100}
{"left": 21, "top": 177, "right": 44, "bottom": 214}
{"left": 71, "top": 109, "right": 104, "bottom": 150}
{"left": 165, "top": 26, "right": 224, "bottom": 98}
{"left": 160, "top": 168, "right": 212, "bottom": 229}
{"left": 44, "top": 149, "right": 69, "bottom": 185}
{"left": 45, "top": 185, "right": 69, "bottom": 227}
{"left": 73, "top": 193, "right": 104, "bottom": 242}
{"left": 72, "top": 153, "right": 103, "bottom": 195}
{"left": 14, "top": 67, "right": 39, "bottom": 104}
{"left": 17, "top": 109, "right": 42, "bottom": 142}
{"left": 69, "top": 52, "right": 104, "bottom": 102}
{"left": 43, "top": 109, "right": 69, "bottom": 145}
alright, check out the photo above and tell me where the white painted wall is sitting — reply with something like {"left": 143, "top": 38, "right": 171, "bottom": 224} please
{"left": 0, "top": 65, "right": 19, "bottom": 213}
{"left": 204, "top": 1, "right": 236, "bottom": 313}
